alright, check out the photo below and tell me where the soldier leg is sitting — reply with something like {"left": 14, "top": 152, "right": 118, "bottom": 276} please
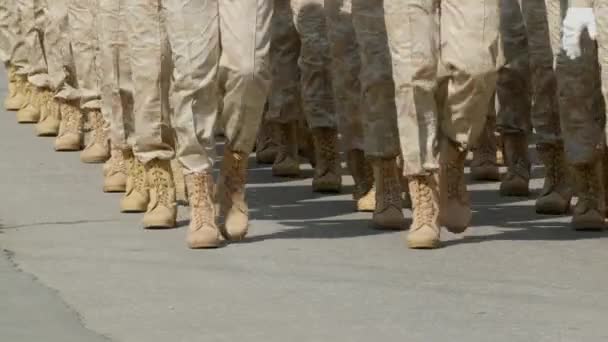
{"left": 557, "top": 30, "right": 605, "bottom": 230}
{"left": 497, "top": 0, "right": 533, "bottom": 197}
{"left": 0, "top": 1, "right": 27, "bottom": 110}
{"left": 291, "top": 0, "right": 341, "bottom": 193}
{"left": 98, "top": 0, "right": 134, "bottom": 194}
{"left": 352, "top": 0, "right": 405, "bottom": 230}
{"left": 325, "top": 0, "right": 375, "bottom": 212}
{"left": 15, "top": 0, "right": 47, "bottom": 123}
{"left": 522, "top": 0, "right": 572, "bottom": 214}
{"left": 267, "top": 1, "right": 302, "bottom": 177}
{"left": 124, "top": 0, "right": 176, "bottom": 229}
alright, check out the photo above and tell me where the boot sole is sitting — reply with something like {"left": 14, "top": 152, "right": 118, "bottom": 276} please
{"left": 406, "top": 239, "right": 440, "bottom": 249}
{"left": 471, "top": 170, "right": 500, "bottom": 182}
{"left": 81, "top": 158, "right": 109, "bottom": 164}
{"left": 572, "top": 220, "right": 605, "bottom": 231}
{"left": 144, "top": 222, "right": 177, "bottom": 230}
{"left": 104, "top": 185, "right": 127, "bottom": 193}
{"left": 36, "top": 131, "right": 58, "bottom": 137}
{"left": 188, "top": 241, "right": 222, "bottom": 249}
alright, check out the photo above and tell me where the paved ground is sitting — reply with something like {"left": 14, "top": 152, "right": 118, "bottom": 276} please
{"left": 1, "top": 70, "right": 608, "bottom": 342}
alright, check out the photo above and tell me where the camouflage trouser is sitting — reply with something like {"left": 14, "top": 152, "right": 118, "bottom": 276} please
{"left": 0, "top": 0, "right": 22, "bottom": 65}
{"left": 166, "top": 0, "right": 273, "bottom": 173}
{"left": 384, "top": 0, "right": 500, "bottom": 176}
{"left": 323, "top": 0, "right": 400, "bottom": 157}
{"left": 46, "top": 0, "right": 78, "bottom": 99}
{"left": 497, "top": 0, "right": 562, "bottom": 148}
{"left": 266, "top": 0, "right": 336, "bottom": 129}
{"left": 68, "top": 0, "right": 102, "bottom": 110}
{"left": 124, "top": 0, "right": 174, "bottom": 163}
{"left": 547, "top": 0, "right": 605, "bottom": 165}
{"left": 98, "top": 0, "right": 134, "bottom": 149}
{"left": 15, "top": 0, "right": 49, "bottom": 88}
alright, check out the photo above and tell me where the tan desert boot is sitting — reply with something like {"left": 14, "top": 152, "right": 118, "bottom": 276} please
{"left": 120, "top": 150, "right": 149, "bottom": 212}
{"left": 372, "top": 157, "right": 406, "bottom": 230}
{"left": 5, "top": 67, "right": 26, "bottom": 111}
{"left": 439, "top": 139, "right": 472, "bottom": 234}
{"left": 104, "top": 147, "right": 128, "bottom": 193}
{"left": 81, "top": 109, "right": 110, "bottom": 163}
{"left": 17, "top": 83, "right": 41, "bottom": 123}
{"left": 143, "top": 159, "right": 177, "bottom": 229}
{"left": 311, "top": 127, "right": 342, "bottom": 193}
{"left": 406, "top": 174, "right": 440, "bottom": 249}
{"left": 35, "top": 93, "right": 60, "bottom": 136}
{"left": 54, "top": 100, "right": 83, "bottom": 151}
{"left": 347, "top": 149, "right": 375, "bottom": 212}
{"left": 571, "top": 160, "right": 605, "bottom": 231}
{"left": 535, "top": 144, "right": 572, "bottom": 215}
{"left": 272, "top": 121, "right": 300, "bottom": 177}
{"left": 216, "top": 147, "right": 250, "bottom": 241}
{"left": 500, "top": 133, "right": 530, "bottom": 197}
{"left": 256, "top": 121, "right": 279, "bottom": 164}
{"left": 186, "top": 172, "right": 222, "bottom": 249}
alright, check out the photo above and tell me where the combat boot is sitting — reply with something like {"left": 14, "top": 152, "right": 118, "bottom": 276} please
{"left": 186, "top": 172, "right": 222, "bottom": 248}
{"left": 298, "top": 122, "right": 316, "bottom": 167}
{"left": 35, "top": 90, "right": 60, "bottom": 136}
{"left": 216, "top": 147, "right": 250, "bottom": 240}
{"left": 535, "top": 144, "right": 572, "bottom": 215}
{"left": 571, "top": 160, "right": 605, "bottom": 231}
{"left": 311, "top": 127, "right": 341, "bottom": 193}
{"left": 347, "top": 149, "right": 375, "bottom": 212}
{"left": 406, "top": 174, "right": 440, "bottom": 249}
{"left": 143, "top": 159, "right": 177, "bottom": 229}
{"left": 81, "top": 109, "right": 110, "bottom": 163}
{"left": 396, "top": 156, "right": 412, "bottom": 209}
{"left": 372, "top": 158, "right": 406, "bottom": 230}
{"left": 171, "top": 159, "right": 188, "bottom": 206}
{"left": 256, "top": 122, "right": 278, "bottom": 164}
{"left": 272, "top": 121, "right": 300, "bottom": 177}
{"left": 5, "top": 67, "right": 26, "bottom": 111}
{"left": 471, "top": 117, "right": 500, "bottom": 181}
{"left": 120, "top": 150, "right": 149, "bottom": 212}
{"left": 439, "top": 139, "right": 472, "bottom": 233}
{"left": 54, "top": 100, "right": 83, "bottom": 151}
{"left": 103, "top": 147, "right": 128, "bottom": 193}
{"left": 500, "top": 134, "right": 530, "bottom": 196}
{"left": 17, "top": 83, "right": 41, "bottom": 123}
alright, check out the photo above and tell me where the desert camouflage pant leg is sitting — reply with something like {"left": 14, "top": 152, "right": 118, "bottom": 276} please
{"left": 597, "top": 1, "right": 608, "bottom": 143}
{"left": 16, "top": 0, "right": 49, "bottom": 87}
{"left": 98, "top": 0, "right": 134, "bottom": 149}
{"left": 0, "top": 0, "right": 21, "bottom": 65}
{"left": 46, "top": 0, "right": 77, "bottom": 99}
{"left": 167, "top": 0, "right": 273, "bottom": 173}
{"left": 124, "top": 0, "right": 174, "bottom": 163}
{"left": 384, "top": 0, "right": 500, "bottom": 176}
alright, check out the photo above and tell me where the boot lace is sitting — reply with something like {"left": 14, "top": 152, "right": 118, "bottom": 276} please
{"left": 412, "top": 176, "right": 435, "bottom": 226}
{"left": 61, "top": 103, "right": 81, "bottom": 134}
{"left": 189, "top": 174, "right": 214, "bottom": 230}
{"left": 90, "top": 110, "right": 108, "bottom": 145}
{"left": 108, "top": 149, "right": 127, "bottom": 175}
{"left": 148, "top": 161, "right": 172, "bottom": 207}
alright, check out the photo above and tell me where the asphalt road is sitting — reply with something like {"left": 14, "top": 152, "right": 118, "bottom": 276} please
{"left": 1, "top": 70, "right": 608, "bottom": 342}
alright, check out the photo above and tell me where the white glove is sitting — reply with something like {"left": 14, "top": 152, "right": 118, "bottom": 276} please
{"left": 562, "top": 7, "right": 597, "bottom": 60}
